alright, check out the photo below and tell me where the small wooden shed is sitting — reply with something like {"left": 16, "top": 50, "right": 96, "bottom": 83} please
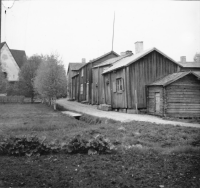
{"left": 147, "top": 71, "right": 200, "bottom": 118}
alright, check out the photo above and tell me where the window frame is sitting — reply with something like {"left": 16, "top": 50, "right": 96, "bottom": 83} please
{"left": 80, "top": 84, "right": 83, "bottom": 95}
{"left": 116, "top": 78, "right": 124, "bottom": 93}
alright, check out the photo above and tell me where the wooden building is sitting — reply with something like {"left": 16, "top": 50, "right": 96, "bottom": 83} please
{"left": 102, "top": 42, "right": 183, "bottom": 111}
{"left": 76, "top": 51, "right": 119, "bottom": 104}
{"left": 178, "top": 56, "right": 200, "bottom": 72}
{"left": 92, "top": 53, "right": 131, "bottom": 105}
{"left": 67, "top": 62, "right": 86, "bottom": 98}
{"left": 71, "top": 73, "right": 79, "bottom": 100}
{"left": 147, "top": 71, "right": 200, "bottom": 118}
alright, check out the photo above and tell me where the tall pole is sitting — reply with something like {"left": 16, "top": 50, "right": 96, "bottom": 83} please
{"left": 111, "top": 11, "right": 115, "bottom": 51}
{"left": 0, "top": 0, "right": 1, "bottom": 43}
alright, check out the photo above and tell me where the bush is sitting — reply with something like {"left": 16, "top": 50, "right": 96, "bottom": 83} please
{"left": 62, "top": 134, "right": 115, "bottom": 155}
{"left": 0, "top": 134, "right": 115, "bottom": 156}
{"left": 0, "top": 136, "right": 59, "bottom": 156}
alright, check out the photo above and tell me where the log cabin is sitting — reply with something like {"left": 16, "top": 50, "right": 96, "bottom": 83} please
{"left": 147, "top": 71, "right": 200, "bottom": 118}
{"left": 76, "top": 51, "right": 119, "bottom": 104}
{"left": 102, "top": 42, "right": 183, "bottom": 112}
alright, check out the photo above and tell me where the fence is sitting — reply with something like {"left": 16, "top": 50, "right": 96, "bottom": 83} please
{"left": 0, "top": 96, "right": 25, "bottom": 103}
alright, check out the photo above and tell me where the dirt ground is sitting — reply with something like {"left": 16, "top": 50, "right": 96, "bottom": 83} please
{"left": 1, "top": 151, "right": 200, "bottom": 188}
{"left": 56, "top": 99, "right": 200, "bottom": 128}
{"left": 0, "top": 104, "right": 200, "bottom": 188}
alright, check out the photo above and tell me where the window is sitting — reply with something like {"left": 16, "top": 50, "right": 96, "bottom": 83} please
{"left": 116, "top": 78, "right": 124, "bottom": 92}
{"left": 81, "top": 69, "right": 84, "bottom": 77}
{"left": 80, "top": 84, "right": 83, "bottom": 94}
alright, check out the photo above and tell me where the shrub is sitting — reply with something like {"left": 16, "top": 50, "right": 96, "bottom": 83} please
{"left": 0, "top": 136, "right": 59, "bottom": 156}
{"left": 62, "top": 134, "right": 115, "bottom": 155}
{"left": 0, "top": 134, "right": 115, "bottom": 157}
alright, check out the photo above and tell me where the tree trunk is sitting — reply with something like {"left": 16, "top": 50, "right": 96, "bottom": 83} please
{"left": 53, "top": 98, "right": 56, "bottom": 110}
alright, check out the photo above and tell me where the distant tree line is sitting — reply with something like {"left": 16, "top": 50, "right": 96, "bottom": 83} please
{"left": 0, "top": 53, "right": 67, "bottom": 109}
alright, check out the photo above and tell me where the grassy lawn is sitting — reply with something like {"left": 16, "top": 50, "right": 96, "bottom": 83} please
{"left": 0, "top": 104, "right": 200, "bottom": 188}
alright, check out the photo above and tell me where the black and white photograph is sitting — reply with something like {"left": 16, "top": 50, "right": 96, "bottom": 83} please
{"left": 0, "top": 0, "right": 200, "bottom": 187}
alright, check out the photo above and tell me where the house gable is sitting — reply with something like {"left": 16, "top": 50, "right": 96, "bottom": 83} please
{"left": 0, "top": 43, "right": 20, "bottom": 82}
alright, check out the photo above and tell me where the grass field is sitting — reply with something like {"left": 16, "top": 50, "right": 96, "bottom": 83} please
{"left": 0, "top": 104, "right": 200, "bottom": 188}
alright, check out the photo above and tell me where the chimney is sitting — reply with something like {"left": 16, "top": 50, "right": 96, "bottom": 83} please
{"left": 180, "top": 56, "right": 186, "bottom": 63}
{"left": 120, "top": 50, "right": 133, "bottom": 56}
{"left": 135, "top": 41, "right": 143, "bottom": 54}
{"left": 82, "top": 58, "right": 86, "bottom": 63}
{"left": 126, "top": 50, "right": 133, "bottom": 55}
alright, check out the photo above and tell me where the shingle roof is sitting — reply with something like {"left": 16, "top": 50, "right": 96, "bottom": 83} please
{"left": 80, "top": 51, "right": 119, "bottom": 69}
{"left": 102, "top": 47, "right": 182, "bottom": 74}
{"left": 68, "top": 63, "right": 86, "bottom": 71}
{"left": 10, "top": 49, "right": 27, "bottom": 68}
{"left": 148, "top": 71, "right": 200, "bottom": 86}
{"left": 178, "top": 62, "right": 200, "bottom": 68}
{"left": 93, "top": 53, "right": 131, "bottom": 68}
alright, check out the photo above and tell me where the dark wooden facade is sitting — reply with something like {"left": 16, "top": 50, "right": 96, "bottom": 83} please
{"left": 67, "top": 63, "right": 85, "bottom": 98}
{"left": 76, "top": 51, "right": 118, "bottom": 104}
{"left": 71, "top": 74, "right": 79, "bottom": 100}
{"left": 147, "top": 72, "right": 200, "bottom": 118}
{"left": 103, "top": 49, "right": 181, "bottom": 110}
{"left": 92, "top": 65, "right": 112, "bottom": 105}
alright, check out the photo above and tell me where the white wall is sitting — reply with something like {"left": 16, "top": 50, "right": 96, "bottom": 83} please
{"left": 1, "top": 44, "right": 20, "bottom": 81}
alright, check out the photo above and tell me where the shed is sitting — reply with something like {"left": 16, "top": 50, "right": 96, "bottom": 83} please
{"left": 147, "top": 71, "right": 200, "bottom": 118}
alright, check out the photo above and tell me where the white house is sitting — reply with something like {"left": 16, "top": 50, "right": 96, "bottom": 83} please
{"left": 0, "top": 42, "right": 27, "bottom": 82}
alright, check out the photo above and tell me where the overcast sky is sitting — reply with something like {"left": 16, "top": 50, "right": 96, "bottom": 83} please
{"left": 2, "top": 0, "right": 200, "bottom": 70}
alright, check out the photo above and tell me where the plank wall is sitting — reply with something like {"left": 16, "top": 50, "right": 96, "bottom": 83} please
{"left": 128, "top": 51, "right": 179, "bottom": 108}
{"left": 165, "top": 74, "right": 200, "bottom": 117}
{"left": 147, "top": 86, "right": 164, "bottom": 116}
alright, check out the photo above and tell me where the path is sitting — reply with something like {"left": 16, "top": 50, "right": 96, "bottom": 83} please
{"left": 57, "top": 99, "right": 200, "bottom": 128}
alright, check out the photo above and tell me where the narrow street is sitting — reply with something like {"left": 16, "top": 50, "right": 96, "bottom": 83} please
{"left": 57, "top": 99, "right": 200, "bottom": 128}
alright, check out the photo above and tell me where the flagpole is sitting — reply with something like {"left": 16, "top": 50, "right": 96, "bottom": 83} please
{"left": 111, "top": 11, "right": 115, "bottom": 51}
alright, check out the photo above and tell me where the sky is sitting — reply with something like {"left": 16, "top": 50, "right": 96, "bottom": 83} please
{"left": 1, "top": 0, "right": 200, "bottom": 70}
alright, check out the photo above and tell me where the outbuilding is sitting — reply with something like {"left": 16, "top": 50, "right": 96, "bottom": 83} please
{"left": 147, "top": 71, "right": 200, "bottom": 118}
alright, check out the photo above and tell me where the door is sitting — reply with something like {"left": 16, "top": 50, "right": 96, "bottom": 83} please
{"left": 155, "top": 92, "right": 160, "bottom": 113}
{"left": 86, "top": 83, "right": 89, "bottom": 102}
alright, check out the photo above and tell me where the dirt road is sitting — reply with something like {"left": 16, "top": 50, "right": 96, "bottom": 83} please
{"left": 57, "top": 99, "right": 200, "bottom": 128}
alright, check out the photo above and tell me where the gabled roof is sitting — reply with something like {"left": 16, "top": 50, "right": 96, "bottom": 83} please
{"left": 68, "top": 63, "right": 86, "bottom": 72}
{"left": 148, "top": 71, "right": 200, "bottom": 86}
{"left": 0, "top": 42, "right": 27, "bottom": 68}
{"left": 80, "top": 51, "right": 119, "bottom": 70}
{"left": 178, "top": 62, "right": 200, "bottom": 68}
{"left": 0, "top": 42, "right": 6, "bottom": 49}
{"left": 93, "top": 53, "right": 131, "bottom": 68}
{"left": 102, "top": 47, "right": 182, "bottom": 74}
{"left": 10, "top": 49, "right": 27, "bottom": 68}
